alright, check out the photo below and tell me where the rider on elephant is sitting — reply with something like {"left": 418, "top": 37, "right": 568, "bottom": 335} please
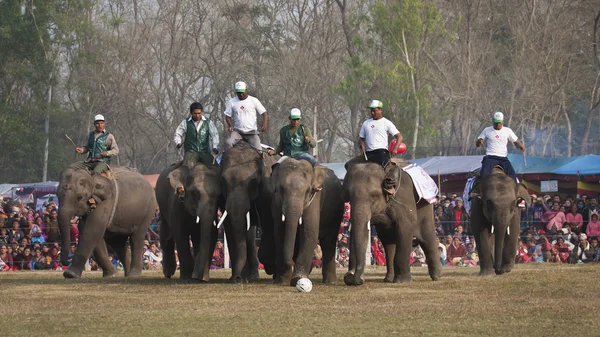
{"left": 174, "top": 102, "right": 220, "bottom": 169}
{"left": 475, "top": 111, "right": 525, "bottom": 180}
{"left": 268, "top": 108, "right": 317, "bottom": 166}
{"left": 72, "top": 114, "right": 120, "bottom": 208}
{"left": 359, "top": 100, "right": 403, "bottom": 195}
{"left": 223, "top": 81, "right": 269, "bottom": 153}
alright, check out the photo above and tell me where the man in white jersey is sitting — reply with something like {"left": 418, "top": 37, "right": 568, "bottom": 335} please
{"left": 476, "top": 111, "right": 525, "bottom": 179}
{"left": 224, "top": 81, "right": 269, "bottom": 152}
{"left": 359, "top": 99, "right": 403, "bottom": 194}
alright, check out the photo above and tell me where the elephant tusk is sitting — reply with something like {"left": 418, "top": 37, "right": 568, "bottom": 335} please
{"left": 246, "top": 212, "right": 251, "bottom": 231}
{"left": 507, "top": 226, "right": 510, "bottom": 235}
{"left": 491, "top": 225, "right": 494, "bottom": 234}
{"left": 216, "top": 210, "right": 228, "bottom": 229}
{"left": 282, "top": 214, "right": 285, "bottom": 222}
{"left": 196, "top": 216, "right": 200, "bottom": 224}
{"left": 299, "top": 217, "right": 302, "bottom": 225}
{"left": 367, "top": 220, "right": 371, "bottom": 230}
{"left": 213, "top": 221, "right": 217, "bottom": 227}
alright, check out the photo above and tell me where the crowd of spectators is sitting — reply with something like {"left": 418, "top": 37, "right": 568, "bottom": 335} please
{"left": 3, "top": 191, "right": 600, "bottom": 273}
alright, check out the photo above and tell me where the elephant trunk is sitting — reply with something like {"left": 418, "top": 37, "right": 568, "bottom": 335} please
{"left": 345, "top": 203, "right": 371, "bottom": 286}
{"left": 58, "top": 206, "right": 74, "bottom": 266}
{"left": 192, "top": 206, "right": 217, "bottom": 281}
{"left": 282, "top": 204, "right": 303, "bottom": 272}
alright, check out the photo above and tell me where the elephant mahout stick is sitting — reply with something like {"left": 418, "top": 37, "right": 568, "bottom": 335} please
{"left": 64, "top": 134, "right": 77, "bottom": 148}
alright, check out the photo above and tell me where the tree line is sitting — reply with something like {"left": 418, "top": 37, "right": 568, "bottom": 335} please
{"left": 1, "top": 0, "right": 599, "bottom": 182}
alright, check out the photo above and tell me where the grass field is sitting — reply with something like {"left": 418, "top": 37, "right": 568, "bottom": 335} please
{"left": 0, "top": 264, "right": 598, "bottom": 336}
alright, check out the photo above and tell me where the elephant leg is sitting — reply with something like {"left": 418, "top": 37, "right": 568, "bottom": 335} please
{"left": 192, "top": 212, "right": 217, "bottom": 282}
{"left": 160, "top": 218, "right": 176, "bottom": 279}
{"left": 92, "top": 237, "right": 117, "bottom": 277}
{"left": 225, "top": 218, "right": 246, "bottom": 284}
{"left": 471, "top": 200, "right": 494, "bottom": 276}
{"left": 502, "top": 216, "right": 520, "bottom": 273}
{"left": 128, "top": 224, "right": 148, "bottom": 277}
{"left": 291, "top": 214, "right": 319, "bottom": 286}
{"left": 343, "top": 205, "right": 370, "bottom": 286}
{"left": 242, "top": 226, "right": 259, "bottom": 283}
{"left": 320, "top": 228, "right": 338, "bottom": 285}
{"left": 393, "top": 226, "right": 413, "bottom": 283}
{"left": 64, "top": 215, "right": 107, "bottom": 279}
{"left": 416, "top": 215, "right": 442, "bottom": 281}
{"left": 271, "top": 212, "right": 286, "bottom": 284}
{"left": 174, "top": 226, "right": 194, "bottom": 280}
{"left": 104, "top": 235, "right": 127, "bottom": 277}
{"left": 376, "top": 224, "right": 396, "bottom": 283}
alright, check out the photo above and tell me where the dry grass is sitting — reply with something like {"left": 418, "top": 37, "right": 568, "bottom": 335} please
{"left": 0, "top": 264, "right": 598, "bottom": 336}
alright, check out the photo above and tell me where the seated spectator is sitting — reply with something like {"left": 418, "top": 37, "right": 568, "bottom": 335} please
{"left": 9, "top": 220, "right": 24, "bottom": 243}
{"left": 211, "top": 241, "right": 225, "bottom": 269}
{"left": 336, "top": 244, "right": 349, "bottom": 268}
{"left": 566, "top": 204, "right": 583, "bottom": 229}
{"left": 540, "top": 236, "right": 553, "bottom": 262}
{"left": 436, "top": 236, "right": 447, "bottom": 259}
{"left": 592, "top": 237, "right": 600, "bottom": 262}
{"left": 434, "top": 206, "right": 445, "bottom": 236}
{"left": 447, "top": 237, "right": 466, "bottom": 266}
{"left": 312, "top": 243, "right": 323, "bottom": 269}
{"left": 32, "top": 247, "right": 51, "bottom": 270}
{"left": 67, "top": 244, "right": 76, "bottom": 265}
{"left": 15, "top": 247, "right": 33, "bottom": 270}
{"left": 462, "top": 243, "right": 478, "bottom": 266}
{"left": 30, "top": 219, "right": 45, "bottom": 244}
{"left": 542, "top": 202, "right": 566, "bottom": 234}
{"left": 438, "top": 246, "right": 446, "bottom": 266}
{"left": 48, "top": 246, "right": 60, "bottom": 270}
{"left": 453, "top": 225, "right": 467, "bottom": 243}
{"left": 552, "top": 237, "right": 574, "bottom": 263}
{"left": 0, "top": 228, "right": 9, "bottom": 244}
{"left": 529, "top": 195, "right": 547, "bottom": 230}
{"left": 586, "top": 212, "right": 600, "bottom": 238}
{"left": 371, "top": 237, "right": 386, "bottom": 266}
{"left": 0, "top": 245, "right": 12, "bottom": 271}
{"left": 411, "top": 242, "right": 425, "bottom": 267}
{"left": 577, "top": 234, "right": 594, "bottom": 263}
{"left": 516, "top": 239, "right": 531, "bottom": 264}
{"left": 143, "top": 243, "right": 162, "bottom": 270}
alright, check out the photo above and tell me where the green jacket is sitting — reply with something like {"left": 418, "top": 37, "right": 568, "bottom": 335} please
{"left": 87, "top": 131, "right": 111, "bottom": 164}
{"left": 183, "top": 118, "right": 211, "bottom": 154}
{"left": 276, "top": 124, "right": 316, "bottom": 157}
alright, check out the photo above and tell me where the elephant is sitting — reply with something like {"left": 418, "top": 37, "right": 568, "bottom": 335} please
{"left": 219, "top": 142, "right": 277, "bottom": 283}
{"left": 267, "top": 158, "right": 343, "bottom": 286}
{"left": 57, "top": 166, "right": 157, "bottom": 278}
{"left": 342, "top": 158, "right": 442, "bottom": 285}
{"left": 155, "top": 162, "right": 221, "bottom": 281}
{"left": 469, "top": 167, "right": 531, "bottom": 276}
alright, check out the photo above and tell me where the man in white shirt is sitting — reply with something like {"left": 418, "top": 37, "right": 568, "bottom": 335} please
{"left": 174, "top": 102, "right": 220, "bottom": 168}
{"left": 476, "top": 111, "right": 525, "bottom": 180}
{"left": 359, "top": 100, "right": 403, "bottom": 194}
{"left": 223, "top": 81, "right": 269, "bottom": 152}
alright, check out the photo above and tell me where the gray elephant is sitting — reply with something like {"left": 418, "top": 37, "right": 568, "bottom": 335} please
{"left": 155, "top": 162, "right": 221, "bottom": 281}
{"left": 342, "top": 158, "right": 442, "bottom": 285}
{"left": 267, "top": 158, "right": 343, "bottom": 286}
{"left": 469, "top": 167, "right": 531, "bottom": 276}
{"left": 219, "top": 142, "right": 277, "bottom": 283}
{"left": 57, "top": 167, "right": 157, "bottom": 278}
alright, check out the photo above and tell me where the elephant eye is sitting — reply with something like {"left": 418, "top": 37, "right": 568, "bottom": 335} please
{"left": 76, "top": 195, "right": 83, "bottom": 201}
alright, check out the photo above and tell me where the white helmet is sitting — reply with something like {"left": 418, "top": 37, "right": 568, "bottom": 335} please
{"left": 493, "top": 112, "right": 504, "bottom": 123}
{"left": 94, "top": 114, "right": 105, "bottom": 122}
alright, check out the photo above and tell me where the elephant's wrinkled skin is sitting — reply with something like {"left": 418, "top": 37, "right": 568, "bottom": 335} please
{"left": 220, "top": 142, "right": 277, "bottom": 283}
{"left": 470, "top": 167, "right": 531, "bottom": 276}
{"left": 342, "top": 159, "right": 442, "bottom": 285}
{"left": 57, "top": 167, "right": 157, "bottom": 278}
{"left": 268, "top": 159, "right": 343, "bottom": 286}
{"left": 155, "top": 163, "right": 221, "bottom": 281}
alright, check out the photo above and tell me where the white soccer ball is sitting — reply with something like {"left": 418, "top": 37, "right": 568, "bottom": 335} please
{"left": 295, "top": 277, "right": 313, "bottom": 293}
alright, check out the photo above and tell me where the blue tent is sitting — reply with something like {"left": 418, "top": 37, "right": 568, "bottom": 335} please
{"left": 551, "top": 154, "right": 600, "bottom": 175}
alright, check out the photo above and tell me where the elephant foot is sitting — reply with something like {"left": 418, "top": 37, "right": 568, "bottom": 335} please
{"left": 290, "top": 275, "right": 306, "bottom": 287}
{"left": 102, "top": 270, "right": 117, "bottom": 278}
{"left": 229, "top": 276, "right": 243, "bottom": 284}
{"left": 63, "top": 269, "right": 81, "bottom": 279}
{"left": 383, "top": 273, "right": 394, "bottom": 283}
{"left": 430, "top": 274, "right": 441, "bottom": 281}
{"left": 495, "top": 269, "right": 505, "bottom": 275}
{"left": 343, "top": 272, "right": 365, "bottom": 286}
{"left": 322, "top": 274, "right": 337, "bottom": 285}
{"left": 478, "top": 268, "right": 495, "bottom": 277}
{"left": 177, "top": 278, "right": 201, "bottom": 284}
{"left": 249, "top": 271, "right": 260, "bottom": 283}
{"left": 128, "top": 269, "right": 142, "bottom": 278}
{"left": 273, "top": 275, "right": 285, "bottom": 284}
{"left": 393, "top": 274, "right": 412, "bottom": 283}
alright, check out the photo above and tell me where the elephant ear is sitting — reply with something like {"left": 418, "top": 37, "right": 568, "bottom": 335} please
{"left": 265, "top": 163, "right": 279, "bottom": 194}
{"left": 91, "top": 175, "right": 112, "bottom": 201}
{"left": 311, "top": 166, "right": 326, "bottom": 192}
{"left": 516, "top": 183, "right": 531, "bottom": 205}
{"left": 167, "top": 167, "right": 187, "bottom": 193}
